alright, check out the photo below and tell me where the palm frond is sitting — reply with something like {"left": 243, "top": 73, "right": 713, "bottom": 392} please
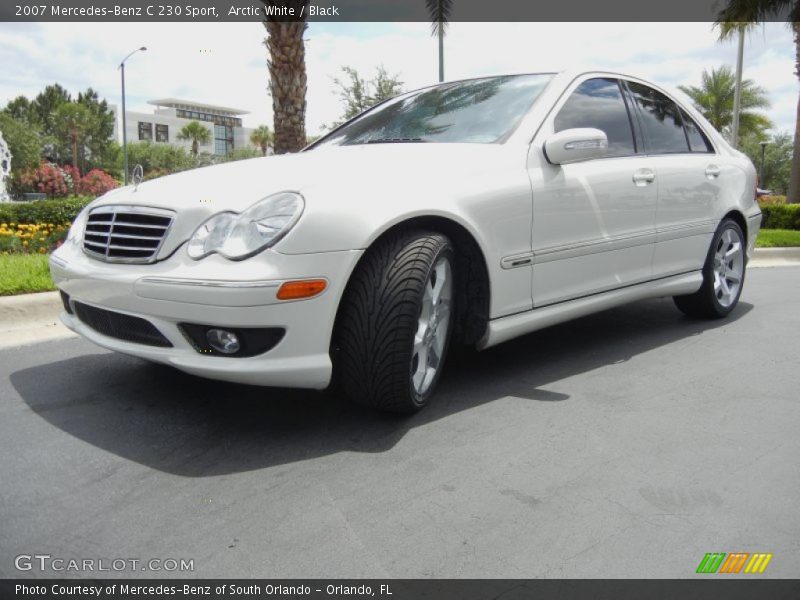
{"left": 715, "top": 0, "right": 795, "bottom": 40}
{"left": 426, "top": 0, "right": 454, "bottom": 36}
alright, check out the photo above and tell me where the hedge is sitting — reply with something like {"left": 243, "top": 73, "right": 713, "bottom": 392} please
{"left": 0, "top": 196, "right": 93, "bottom": 226}
{"left": 761, "top": 204, "right": 800, "bottom": 231}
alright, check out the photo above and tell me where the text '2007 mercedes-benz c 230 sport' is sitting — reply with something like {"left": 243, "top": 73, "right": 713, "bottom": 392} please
{"left": 50, "top": 70, "right": 762, "bottom": 413}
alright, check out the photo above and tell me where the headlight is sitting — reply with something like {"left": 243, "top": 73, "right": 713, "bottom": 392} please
{"left": 187, "top": 192, "right": 304, "bottom": 260}
{"left": 65, "top": 205, "right": 91, "bottom": 246}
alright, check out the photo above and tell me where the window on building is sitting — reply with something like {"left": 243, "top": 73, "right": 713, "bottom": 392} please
{"left": 214, "top": 124, "right": 234, "bottom": 155}
{"left": 138, "top": 122, "right": 153, "bottom": 141}
{"left": 554, "top": 78, "right": 636, "bottom": 157}
{"left": 156, "top": 124, "right": 169, "bottom": 143}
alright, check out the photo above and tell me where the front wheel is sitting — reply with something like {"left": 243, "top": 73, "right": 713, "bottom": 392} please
{"left": 673, "top": 218, "right": 746, "bottom": 318}
{"left": 334, "top": 230, "right": 455, "bottom": 413}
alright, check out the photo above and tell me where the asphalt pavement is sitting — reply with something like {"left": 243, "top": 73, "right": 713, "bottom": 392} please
{"left": 1, "top": 267, "right": 798, "bottom": 579}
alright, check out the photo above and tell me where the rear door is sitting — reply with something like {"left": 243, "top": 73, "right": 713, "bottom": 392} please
{"left": 529, "top": 76, "right": 658, "bottom": 307}
{"left": 623, "top": 80, "right": 722, "bottom": 278}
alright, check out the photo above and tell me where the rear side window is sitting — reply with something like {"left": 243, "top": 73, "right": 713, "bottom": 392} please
{"left": 554, "top": 78, "right": 636, "bottom": 157}
{"left": 626, "top": 81, "right": 690, "bottom": 154}
{"left": 680, "top": 109, "right": 714, "bottom": 153}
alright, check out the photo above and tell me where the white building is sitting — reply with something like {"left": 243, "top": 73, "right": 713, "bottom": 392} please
{"left": 113, "top": 99, "right": 257, "bottom": 156}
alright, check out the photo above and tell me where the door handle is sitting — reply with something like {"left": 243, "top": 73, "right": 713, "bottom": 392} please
{"left": 705, "top": 165, "right": 721, "bottom": 179}
{"left": 632, "top": 168, "right": 655, "bottom": 186}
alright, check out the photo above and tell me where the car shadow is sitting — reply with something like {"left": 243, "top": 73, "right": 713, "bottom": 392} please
{"left": 10, "top": 298, "right": 753, "bottom": 477}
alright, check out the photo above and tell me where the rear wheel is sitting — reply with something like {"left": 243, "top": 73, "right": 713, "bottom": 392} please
{"left": 673, "top": 218, "right": 746, "bottom": 318}
{"left": 334, "top": 230, "right": 455, "bottom": 413}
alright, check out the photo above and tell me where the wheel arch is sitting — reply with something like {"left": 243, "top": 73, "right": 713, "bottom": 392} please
{"left": 722, "top": 209, "right": 748, "bottom": 242}
{"left": 334, "top": 215, "right": 491, "bottom": 348}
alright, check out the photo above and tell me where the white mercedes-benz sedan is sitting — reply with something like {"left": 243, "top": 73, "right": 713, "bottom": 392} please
{"left": 50, "top": 70, "right": 762, "bottom": 413}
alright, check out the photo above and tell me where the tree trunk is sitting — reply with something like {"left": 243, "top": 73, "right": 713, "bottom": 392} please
{"left": 263, "top": 2, "right": 309, "bottom": 154}
{"left": 192, "top": 139, "right": 198, "bottom": 157}
{"left": 787, "top": 21, "right": 800, "bottom": 203}
{"left": 70, "top": 129, "right": 78, "bottom": 171}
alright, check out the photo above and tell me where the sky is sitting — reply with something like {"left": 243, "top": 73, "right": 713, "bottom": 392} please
{"left": 0, "top": 21, "right": 796, "bottom": 137}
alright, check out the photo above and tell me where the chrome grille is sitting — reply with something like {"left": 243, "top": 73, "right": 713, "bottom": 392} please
{"left": 83, "top": 205, "right": 173, "bottom": 263}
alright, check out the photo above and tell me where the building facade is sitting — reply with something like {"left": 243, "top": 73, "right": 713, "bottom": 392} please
{"left": 113, "top": 99, "right": 256, "bottom": 156}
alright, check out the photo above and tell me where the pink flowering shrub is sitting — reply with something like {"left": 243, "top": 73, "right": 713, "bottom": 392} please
{"left": 75, "top": 169, "right": 118, "bottom": 196}
{"left": 17, "top": 163, "right": 118, "bottom": 198}
{"left": 18, "top": 162, "right": 71, "bottom": 198}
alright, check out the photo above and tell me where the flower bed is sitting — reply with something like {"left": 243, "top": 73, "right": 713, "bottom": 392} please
{"left": 0, "top": 221, "right": 69, "bottom": 255}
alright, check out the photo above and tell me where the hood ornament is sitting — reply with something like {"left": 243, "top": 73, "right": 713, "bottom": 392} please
{"left": 132, "top": 164, "right": 144, "bottom": 191}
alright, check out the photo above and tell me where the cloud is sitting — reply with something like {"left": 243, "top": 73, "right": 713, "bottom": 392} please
{"left": 0, "top": 21, "right": 795, "bottom": 135}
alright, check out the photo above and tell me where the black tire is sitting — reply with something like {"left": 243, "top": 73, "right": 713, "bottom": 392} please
{"left": 333, "top": 230, "right": 455, "bottom": 413}
{"left": 673, "top": 218, "right": 746, "bottom": 319}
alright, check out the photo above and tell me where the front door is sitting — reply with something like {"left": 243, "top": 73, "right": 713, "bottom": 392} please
{"left": 528, "top": 76, "right": 658, "bottom": 307}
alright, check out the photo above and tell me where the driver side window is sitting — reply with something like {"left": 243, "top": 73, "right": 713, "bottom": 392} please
{"left": 554, "top": 78, "right": 636, "bottom": 158}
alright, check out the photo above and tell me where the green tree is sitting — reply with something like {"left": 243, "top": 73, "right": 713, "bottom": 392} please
{"left": 77, "top": 87, "right": 117, "bottom": 172}
{"left": 3, "top": 96, "right": 36, "bottom": 123}
{"left": 261, "top": 0, "right": 310, "bottom": 154}
{"left": 32, "top": 84, "right": 72, "bottom": 139}
{"left": 249, "top": 125, "right": 274, "bottom": 155}
{"left": 53, "top": 103, "right": 91, "bottom": 171}
{"left": 329, "top": 65, "right": 404, "bottom": 128}
{"left": 678, "top": 66, "right": 772, "bottom": 141}
{"left": 715, "top": 2, "right": 800, "bottom": 202}
{"left": 741, "top": 132, "right": 794, "bottom": 193}
{"left": 0, "top": 112, "right": 43, "bottom": 174}
{"left": 177, "top": 121, "right": 212, "bottom": 157}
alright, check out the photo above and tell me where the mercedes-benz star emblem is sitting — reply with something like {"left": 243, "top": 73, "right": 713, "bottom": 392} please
{"left": 132, "top": 164, "right": 144, "bottom": 190}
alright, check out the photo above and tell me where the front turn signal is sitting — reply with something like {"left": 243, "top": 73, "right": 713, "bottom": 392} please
{"left": 276, "top": 279, "right": 327, "bottom": 300}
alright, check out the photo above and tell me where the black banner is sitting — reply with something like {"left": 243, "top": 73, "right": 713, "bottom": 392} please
{"left": 3, "top": 580, "right": 800, "bottom": 600}
{"left": 0, "top": 0, "right": 795, "bottom": 23}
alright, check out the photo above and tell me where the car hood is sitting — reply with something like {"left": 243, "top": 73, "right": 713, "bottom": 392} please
{"left": 92, "top": 143, "right": 517, "bottom": 257}
{"left": 97, "top": 143, "right": 511, "bottom": 210}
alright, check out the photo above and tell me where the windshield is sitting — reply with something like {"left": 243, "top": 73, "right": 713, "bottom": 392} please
{"left": 314, "top": 74, "right": 553, "bottom": 147}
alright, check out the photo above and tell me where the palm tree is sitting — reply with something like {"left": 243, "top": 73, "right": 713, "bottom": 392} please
{"left": 261, "top": 0, "right": 309, "bottom": 154}
{"left": 678, "top": 66, "right": 772, "bottom": 141}
{"left": 250, "top": 125, "right": 274, "bottom": 156}
{"left": 177, "top": 121, "right": 211, "bottom": 157}
{"left": 716, "top": 2, "right": 800, "bottom": 202}
{"left": 54, "top": 103, "right": 91, "bottom": 171}
{"left": 427, "top": 0, "right": 453, "bottom": 82}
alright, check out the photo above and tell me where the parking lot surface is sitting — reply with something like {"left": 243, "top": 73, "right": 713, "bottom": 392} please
{"left": 1, "top": 267, "right": 798, "bottom": 578}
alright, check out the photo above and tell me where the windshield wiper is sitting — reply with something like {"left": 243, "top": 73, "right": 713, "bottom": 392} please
{"left": 364, "top": 137, "right": 427, "bottom": 144}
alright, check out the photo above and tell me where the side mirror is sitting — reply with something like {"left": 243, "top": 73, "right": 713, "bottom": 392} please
{"left": 544, "top": 128, "right": 608, "bottom": 165}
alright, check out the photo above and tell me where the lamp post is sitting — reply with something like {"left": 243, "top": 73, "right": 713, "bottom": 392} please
{"left": 759, "top": 141, "right": 769, "bottom": 188}
{"left": 730, "top": 26, "right": 745, "bottom": 149}
{"left": 119, "top": 46, "right": 147, "bottom": 185}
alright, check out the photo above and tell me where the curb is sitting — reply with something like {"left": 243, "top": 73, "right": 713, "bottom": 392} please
{"left": 0, "top": 291, "right": 75, "bottom": 350}
{"left": 750, "top": 247, "right": 800, "bottom": 268}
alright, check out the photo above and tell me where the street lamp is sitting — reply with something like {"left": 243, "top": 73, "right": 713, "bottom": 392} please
{"left": 759, "top": 141, "right": 769, "bottom": 189}
{"left": 119, "top": 46, "right": 147, "bottom": 185}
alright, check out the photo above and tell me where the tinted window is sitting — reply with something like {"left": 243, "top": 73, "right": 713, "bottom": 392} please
{"left": 626, "top": 81, "right": 689, "bottom": 154}
{"left": 680, "top": 109, "right": 714, "bottom": 153}
{"left": 315, "top": 74, "right": 553, "bottom": 146}
{"left": 554, "top": 78, "right": 635, "bottom": 157}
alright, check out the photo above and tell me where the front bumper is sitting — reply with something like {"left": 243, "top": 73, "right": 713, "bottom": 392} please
{"left": 49, "top": 242, "right": 363, "bottom": 389}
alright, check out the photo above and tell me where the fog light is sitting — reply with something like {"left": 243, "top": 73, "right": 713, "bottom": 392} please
{"left": 206, "top": 329, "right": 240, "bottom": 354}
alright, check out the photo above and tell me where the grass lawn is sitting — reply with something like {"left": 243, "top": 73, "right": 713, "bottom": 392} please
{"left": 0, "top": 253, "right": 56, "bottom": 296}
{"left": 756, "top": 229, "right": 800, "bottom": 248}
